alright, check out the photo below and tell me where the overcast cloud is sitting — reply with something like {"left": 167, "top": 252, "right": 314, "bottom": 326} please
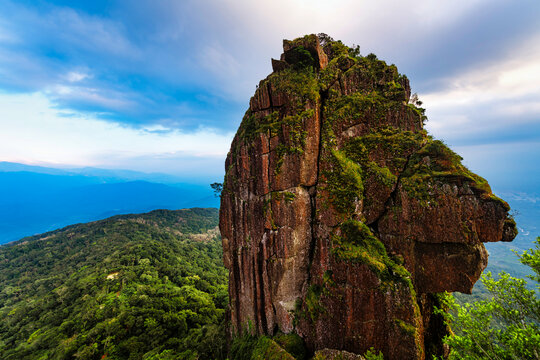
{"left": 0, "top": 0, "right": 538, "bottom": 188}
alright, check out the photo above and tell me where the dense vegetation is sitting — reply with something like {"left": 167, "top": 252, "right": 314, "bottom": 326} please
{"left": 442, "top": 237, "right": 540, "bottom": 359}
{"left": 0, "top": 208, "right": 228, "bottom": 360}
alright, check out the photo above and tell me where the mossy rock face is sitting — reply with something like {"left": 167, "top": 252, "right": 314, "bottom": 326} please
{"left": 313, "top": 348, "right": 365, "bottom": 359}
{"left": 229, "top": 334, "right": 305, "bottom": 360}
{"left": 251, "top": 337, "right": 296, "bottom": 360}
{"left": 273, "top": 332, "right": 308, "bottom": 360}
{"left": 220, "top": 34, "right": 517, "bottom": 360}
{"left": 312, "top": 348, "right": 384, "bottom": 360}
{"left": 331, "top": 220, "right": 411, "bottom": 285}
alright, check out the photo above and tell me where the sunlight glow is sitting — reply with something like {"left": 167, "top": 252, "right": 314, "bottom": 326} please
{"left": 0, "top": 92, "right": 234, "bottom": 168}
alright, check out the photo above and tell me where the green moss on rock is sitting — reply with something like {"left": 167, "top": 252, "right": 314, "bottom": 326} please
{"left": 406, "top": 103, "right": 427, "bottom": 124}
{"left": 400, "top": 139, "right": 510, "bottom": 210}
{"left": 324, "top": 149, "right": 364, "bottom": 216}
{"left": 344, "top": 126, "right": 425, "bottom": 171}
{"left": 395, "top": 319, "right": 416, "bottom": 336}
{"left": 319, "top": 53, "right": 356, "bottom": 91}
{"left": 230, "top": 334, "right": 297, "bottom": 360}
{"left": 269, "top": 67, "right": 319, "bottom": 107}
{"left": 331, "top": 219, "right": 412, "bottom": 287}
{"left": 303, "top": 284, "right": 326, "bottom": 322}
{"left": 251, "top": 337, "right": 296, "bottom": 360}
{"left": 295, "top": 271, "right": 336, "bottom": 323}
{"left": 284, "top": 45, "right": 317, "bottom": 71}
{"left": 324, "top": 91, "right": 402, "bottom": 130}
{"left": 273, "top": 332, "right": 308, "bottom": 360}
{"left": 283, "top": 191, "right": 296, "bottom": 203}
{"left": 347, "top": 54, "right": 409, "bottom": 100}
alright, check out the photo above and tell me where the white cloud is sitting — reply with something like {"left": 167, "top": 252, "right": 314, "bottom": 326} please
{"left": 45, "top": 85, "right": 137, "bottom": 111}
{"left": 65, "top": 71, "right": 90, "bottom": 83}
{"left": 425, "top": 33, "right": 540, "bottom": 103}
{"left": 47, "top": 8, "right": 139, "bottom": 58}
{"left": 500, "top": 192, "right": 540, "bottom": 204}
{"left": 423, "top": 32, "right": 540, "bottom": 142}
{"left": 159, "top": 0, "right": 500, "bottom": 102}
{"left": 199, "top": 44, "right": 241, "bottom": 78}
{"left": 1, "top": 0, "right": 527, "bottom": 119}
{"left": 497, "top": 100, "right": 540, "bottom": 117}
{"left": 423, "top": 56, "right": 540, "bottom": 108}
{"left": 0, "top": 92, "right": 234, "bottom": 170}
{"left": 204, "top": 0, "right": 493, "bottom": 57}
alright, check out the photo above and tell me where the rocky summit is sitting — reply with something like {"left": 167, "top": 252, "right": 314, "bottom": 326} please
{"left": 219, "top": 34, "right": 517, "bottom": 359}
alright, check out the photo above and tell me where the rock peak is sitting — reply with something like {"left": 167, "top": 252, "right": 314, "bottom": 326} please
{"left": 220, "top": 34, "right": 517, "bottom": 359}
{"left": 271, "top": 34, "right": 329, "bottom": 72}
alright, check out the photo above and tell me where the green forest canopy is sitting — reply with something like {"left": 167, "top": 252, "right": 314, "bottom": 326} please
{"left": 0, "top": 208, "right": 228, "bottom": 360}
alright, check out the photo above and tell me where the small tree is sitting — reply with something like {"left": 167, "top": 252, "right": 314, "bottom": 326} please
{"left": 441, "top": 238, "right": 540, "bottom": 359}
{"left": 210, "top": 182, "right": 223, "bottom": 198}
{"left": 348, "top": 44, "right": 361, "bottom": 58}
{"left": 317, "top": 33, "right": 334, "bottom": 47}
{"left": 409, "top": 93, "right": 423, "bottom": 106}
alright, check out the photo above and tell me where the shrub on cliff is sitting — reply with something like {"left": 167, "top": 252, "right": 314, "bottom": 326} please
{"left": 442, "top": 237, "right": 540, "bottom": 359}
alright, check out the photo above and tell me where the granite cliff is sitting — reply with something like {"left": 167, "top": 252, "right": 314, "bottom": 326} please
{"left": 219, "top": 34, "right": 517, "bottom": 359}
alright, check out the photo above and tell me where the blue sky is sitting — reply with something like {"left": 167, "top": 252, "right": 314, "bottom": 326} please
{"left": 0, "top": 0, "right": 539, "bottom": 189}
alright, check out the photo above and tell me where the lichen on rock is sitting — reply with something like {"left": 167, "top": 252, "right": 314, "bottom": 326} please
{"left": 219, "top": 33, "right": 517, "bottom": 359}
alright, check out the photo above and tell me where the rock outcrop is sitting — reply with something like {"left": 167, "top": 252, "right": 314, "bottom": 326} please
{"left": 219, "top": 34, "right": 517, "bottom": 359}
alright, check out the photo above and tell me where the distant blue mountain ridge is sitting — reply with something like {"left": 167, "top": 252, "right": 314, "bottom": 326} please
{"left": 0, "top": 162, "right": 538, "bottom": 285}
{"left": 0, "top": 161, "right": 195, "bottom": 184}
{"left": 0, "top": 162, "right": 219, "bottom": 243}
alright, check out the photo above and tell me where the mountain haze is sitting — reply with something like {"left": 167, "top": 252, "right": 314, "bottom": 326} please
{"left": 0, "top": 163, "right": 219, "bottom": 243}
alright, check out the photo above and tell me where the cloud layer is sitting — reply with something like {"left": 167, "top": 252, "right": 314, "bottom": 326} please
{"left": 0, "top": 92, "right": 233, "bottom": 179}
{"left": 0, "top": 0, "right": 538, "bottom": 184}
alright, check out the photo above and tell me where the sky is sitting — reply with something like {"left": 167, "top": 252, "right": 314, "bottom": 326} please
{"left": 0, "top": 0, "right": 539, "bottom": 189}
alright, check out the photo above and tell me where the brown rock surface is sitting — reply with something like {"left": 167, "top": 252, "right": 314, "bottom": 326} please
{"left": 219, "top": 34, "right": 517, "bottom": 359}
{"left": 314, "top": 348, "right": 366, "bottom": 359}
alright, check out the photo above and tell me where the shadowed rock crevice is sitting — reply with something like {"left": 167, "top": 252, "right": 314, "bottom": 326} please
{"left": 219, "top": 34, "right": 517, "bottom": 359}
{"left": 306, "top": 88, "right": 328, "bottom": 280}
{"left": 307, "top": 185, "right": 318, "bottom": 279}
{"left": 368, "top": 146, "right": 417, "bottom": 234}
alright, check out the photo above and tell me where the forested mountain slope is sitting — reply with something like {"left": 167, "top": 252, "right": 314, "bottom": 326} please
{"left": 0, "top": 208, "right": 228, "bottom": 360}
